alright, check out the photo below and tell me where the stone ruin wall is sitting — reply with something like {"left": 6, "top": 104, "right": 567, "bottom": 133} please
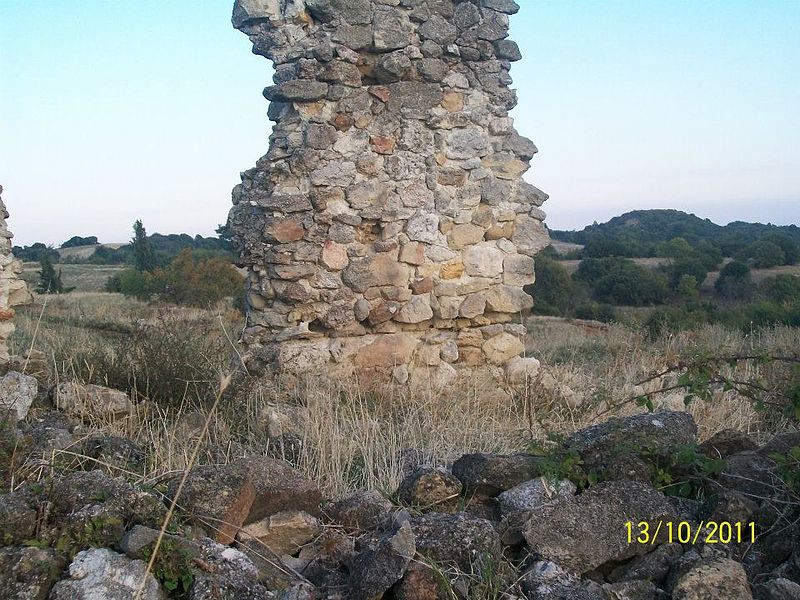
{"left": 229, "top": 0, "right": 549, "bottom": 382}
{"left": 0, "top": 185, "right": 33, "bottom": 364}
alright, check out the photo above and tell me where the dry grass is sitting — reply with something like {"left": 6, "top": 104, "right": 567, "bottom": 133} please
{"left": 9, "top": 292, "right": 798, "bottom": 499}
{"left": 21, "top": 263, "right": 127, "bottom": 293}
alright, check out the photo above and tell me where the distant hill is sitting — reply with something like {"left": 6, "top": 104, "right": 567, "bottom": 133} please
{"left": 14, "top": 232, "right": 231, "bottom": 266}
{"left": 550, "top": 209, "right": 800, "bottom": 258}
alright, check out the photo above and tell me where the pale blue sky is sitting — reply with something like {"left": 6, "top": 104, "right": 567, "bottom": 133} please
{"left": 1, "top": 0, "right": 798, "bottom": 246}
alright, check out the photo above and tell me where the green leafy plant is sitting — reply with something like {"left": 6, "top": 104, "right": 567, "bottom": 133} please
{"left": 768, "top": 446, "right": 800, "bottom": 495}
{"left": 141, "top": 539, "right": 195, "bottom": 598}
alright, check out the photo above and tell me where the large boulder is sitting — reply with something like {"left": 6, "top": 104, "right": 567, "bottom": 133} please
{"left": 564, "top": 411, "right": 697, "bottom": 469}
{"left": 410, "top": 512, "right": 501, "bottom": 573}
{"left": 0, "top": 545, "right": 65, "bottom": 599}
{"left": 672, "top": 557, "right": 752, "bottom": 600}
{"left": 323, "top": 490, "right": 394, "bottom": 532}
{"left": 240, "top": 456, "right": 323, "bottom": 521}
{"left": 54, "top": 382, "right": 133, "bottom": 420}
{"left": 348, "top": 521, "right": 415, "bottom": 600}
{"left": 0, "top": 371, "right": 37, "bottom": 421}
{"left": 452, "top": 452, "right": 545, "bottom": 496}
{"left": 166, "top": 463, "right": 256, "bottom": 544}
{"left": 49, "top": 548, "right": 165, "bottom": 600}
{"left": 522, "top": 480, "right": 677, "bottom": 574}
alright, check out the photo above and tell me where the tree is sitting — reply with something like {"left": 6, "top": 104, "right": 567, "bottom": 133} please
{"left": 762, "top": 233, "right": 799, "bottom": 265}
{"left": 715, "top": 261, "right": 754, "bottom": 301}
{"left": 36, "top": 254, "right": 73, "bottom": 294}
{"left": 526, "top": 256, "right": 575, "bottom": 316}
{"left": 132, "top": 219, "right": 156, "bottom": 272}
{"left": 760, "top": 275, "right": 800, "bottom": 304}
{"left": 676, "top": 274, "right": 699, "bottom": 299}
{"left": 739, "top": 240, "right": 785, "bottom": 269}
{"left": 61, "top": 235, "right": 98, "bottom": 248}
{"left": 593, "top": 266, "right": 668, "bottom": 306}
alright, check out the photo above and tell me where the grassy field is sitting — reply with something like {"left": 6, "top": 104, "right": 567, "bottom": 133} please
{"left": 10, "top": 287, "right": 797, "bottom": 498}
{"left": 22, "top": 262, "right": 126, "bottom": 293}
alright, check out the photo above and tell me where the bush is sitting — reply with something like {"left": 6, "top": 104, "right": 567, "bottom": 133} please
{"left": 159, "top": 250, "right": 243, "bottom": 307}
{"left": 56, "top": 312, "right": 230, "bottom": 407}
{"left": 645, "top": 302, "right": 719, "bottom": 337}
{"left": 527, "top": 256, "right": 576, "bottom": 316}
{"left": 739, "top": 240, "right": 786, "bottom": 269}
{"left": 572, "top": 302, "right": 617, "bottom": 323}
{"left": 116, "top": 249, "right": 243, "bottom": 307}
{"left": 760, "top": 275, "right": 800, "bottom": 304}
{"left": 593, "top": 266, "right": 669, "bottom": 306}
{"left": 715, "top": 261, "right": 755, "bottom": 301}
{"left": 115, "top": 269, "right": 160, "bottom": 301}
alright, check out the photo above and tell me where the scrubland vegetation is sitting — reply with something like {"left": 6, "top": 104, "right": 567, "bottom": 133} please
{"left": 9, "top": 290, "right": 798, "bottom": 498}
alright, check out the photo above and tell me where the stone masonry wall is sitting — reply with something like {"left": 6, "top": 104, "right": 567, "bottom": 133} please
{"left": 229, "top": 0, "right": 549, "bottom": 382}
{"left": 0, "top": 185, "right": 33, "bottom": 364}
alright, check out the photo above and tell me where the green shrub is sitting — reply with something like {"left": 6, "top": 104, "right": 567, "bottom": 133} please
{"left": 715, "top": 261, "right": 755, "bottom": 301}
{"left": 571, "top": 302, "right": 617, "bottom": 323}
{"left": 592, "top": 266, "right": 668, "bottom": 306}
{"left": 760, "top": 275, "right": 800, "bottom": 304}
{"left": 527, "top": 256, "right": 576, "bottom": 316}
{"left": 116, "top": 250, "right": 243, "bottom": 307}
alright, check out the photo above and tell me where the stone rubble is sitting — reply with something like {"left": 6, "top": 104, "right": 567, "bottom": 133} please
{"left": 1, "top": 408, "right": 798, "bottom": 598}
{"left": 227, "top": 0, "right": 549, "bottom": 381}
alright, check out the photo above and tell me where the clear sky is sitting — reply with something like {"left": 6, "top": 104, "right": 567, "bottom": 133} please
{"left": 1, "top": 0, "right": 798, "bottom": 246}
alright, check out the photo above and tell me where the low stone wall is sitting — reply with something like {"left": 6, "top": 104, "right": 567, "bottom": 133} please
{"left": 0, "top": 185, "right": 33, "bottom": 364}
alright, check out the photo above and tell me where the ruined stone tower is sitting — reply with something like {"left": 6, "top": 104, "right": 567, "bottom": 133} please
{"left": 0, "top": 186, "right": 33, "bottom": 364}
{"left": 229, "top": 0, "right": 548, "bottom": 382}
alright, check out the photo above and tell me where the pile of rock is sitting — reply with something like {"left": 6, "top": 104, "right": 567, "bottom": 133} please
{"left": 1, "top": 408, "right": 798, "bottom": 598}
{"left": 228, "top": 0, "right": 548, "bottom": 382}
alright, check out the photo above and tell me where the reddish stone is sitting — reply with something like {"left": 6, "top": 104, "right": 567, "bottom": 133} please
{"left": 370, "top": 135, "right": 396, "bottom": 155}
{"left": 268, "top": 218, "right": 305, "bottom": 243}
{"left": 331, "top": 113, "right": 353, "bottom": 131}
{"left": 411, "top": 277, "right": 434, "bottom": 295}
{"left": 369, "top": 86, "right": 391, "bottom": 102}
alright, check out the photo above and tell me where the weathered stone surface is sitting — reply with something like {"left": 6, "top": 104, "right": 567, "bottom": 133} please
{"left": 55, "top": 382, "right": 133, "bottom": 420}
{"left": 672, "top": 558, "right": 752, "bottom": 600}
{"left": 410, "top": 512, "right": 501, "bottom": 573}
{"left": 349, "top": 522, "right": 415, "bottom": 599}
{"left": 49, "top": 548, "right": 165, "bottom": 600}
{"left": 264, "top": 80, "right": 329, "bottom": 102}
{"left": 485, "top": 284, "right": 534, "bottom": 313}
{"left": 483, "top": 332, "right": 524, "bottom": 364}
{"left": 505, "top": 356, "right": 540, "bottom": 383}
{"left": 0, "top": 370, "right": 37, "bottom": 421}
{"left": 565, "top": 410, "right": 698, "bottom": 468}
{"left": 522, "top": 480, "right": 677, "bottom": 574}
{"left": 497, "top": 476, "right": 576, "bottom": 516}
{"left": 240, "top": 456, "right": 323, "bottom": 521}
{"left": 323, "top": 490, "right": 394, "bottom": 532}
{"left": 229, "top": 1, "right": 547, "bottom": 378}
{"left": 342, "top": 255, "right": 411, "bottom": 292}
{"left": 699, "top": 428, "right": 757, "bottom": 458}
{"left": 521, "top": 561, "right": 608, "bottom": 600}
{"left": 237, "top": 510, "right": 321, "bottom": 556}
{"left": 0, "top": 545, "right": 65, "bottom": 600}
{"left": 452, "top": 452, "right": 545, "bottom": 496}
{"left": 166, "top": 463, "right": 256, "bottom": 544}
{"left": 0, "top": 186, "right": 32, "bottom": 365}
{"left": 398, "top": 467, "right": 463, "bottom": 510}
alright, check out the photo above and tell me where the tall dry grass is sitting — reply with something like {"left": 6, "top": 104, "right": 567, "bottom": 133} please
{"left": 9, "top": 293, "right": 797, "bottom": 498}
